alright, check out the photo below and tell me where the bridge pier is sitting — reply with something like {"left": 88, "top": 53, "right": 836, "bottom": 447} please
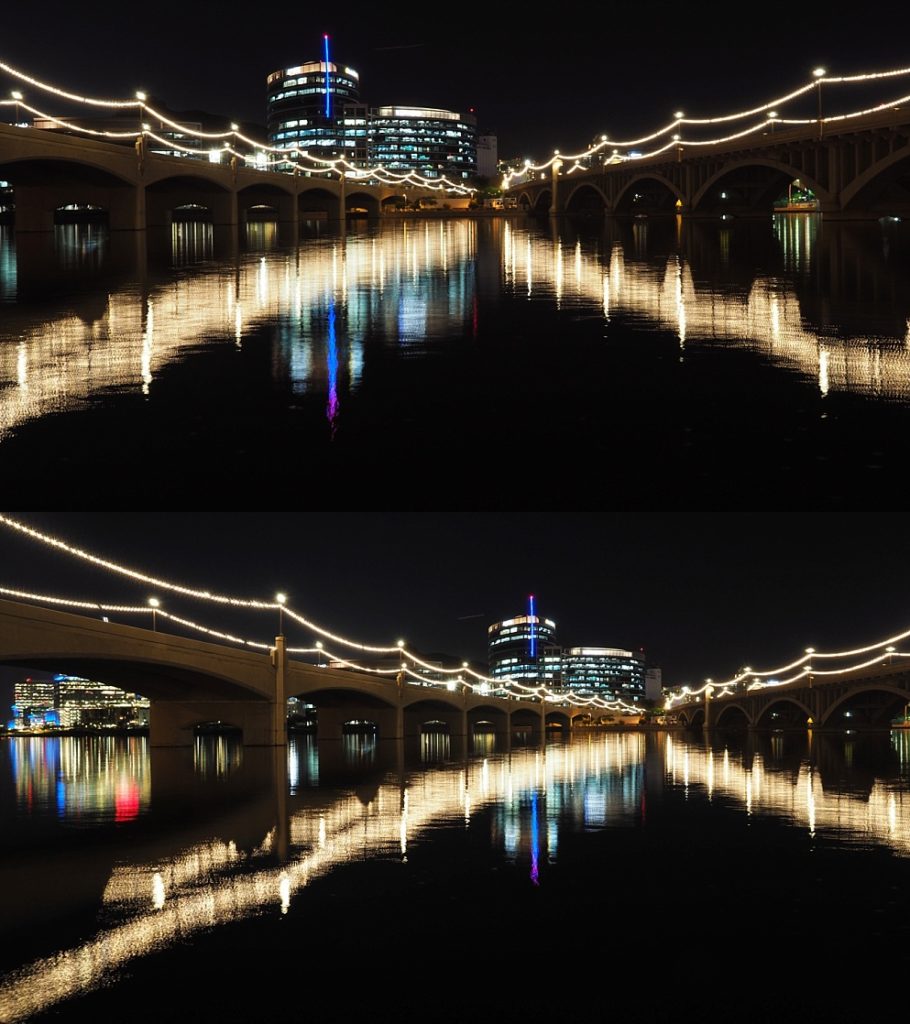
{"left": 148, "top": 700, "right": 278, "bottom": 747}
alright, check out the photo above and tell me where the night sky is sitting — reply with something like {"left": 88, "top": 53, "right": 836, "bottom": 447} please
{"left": 4, "top": 3, "right": 910, "bottom": 159}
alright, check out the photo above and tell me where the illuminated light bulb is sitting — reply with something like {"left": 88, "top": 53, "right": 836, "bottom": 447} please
{"left": 813, "top": 67, "right": 826, "bottom": 78}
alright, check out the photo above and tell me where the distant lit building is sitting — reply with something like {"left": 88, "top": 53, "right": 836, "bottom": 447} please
{"left": 267, "top": 42, "right": 477, "bottom": 179}
{"left": 370, "top": 107, "right": 477, "bottom": 180}
{"left": 11, "top": 677, "right": 57, "bottom": 728}
{"left": 561, "top": 648, "right": 646, "bottom": 703}
{"left": 476, "top": 133, "right": 498, "bottom": 179}
{"left": 56, "top": 675, "right": 149, "bottom": 728}
{"left": 488, "top": 604, "right": 561, "bottom": 687}
{"left": 266, "top": 46, "right": 368, "bottom": 169}
{"left": 645, "top": 667, "right": 663, "bottom": 702}
{"left": 487, "top": 604, "right": 649, "bottom": 703}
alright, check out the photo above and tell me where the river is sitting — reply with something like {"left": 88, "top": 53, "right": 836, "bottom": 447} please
{"left": 1, "top": 729, "right": 909, "bottom": 1022}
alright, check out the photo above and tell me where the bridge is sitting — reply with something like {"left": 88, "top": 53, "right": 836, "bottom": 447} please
{"left": 507, "top": 107, "right": 910, "bottom": 220}
{"left": 667, "top": 658, "right": 910, "bottom": 731}
{"left": 0, "top": 597, "right": 593, "bottom": 746}
{"left": 0, "top": 122, "right": 452, "bottom": 234}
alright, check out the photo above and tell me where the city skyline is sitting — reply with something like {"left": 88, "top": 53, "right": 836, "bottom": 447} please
{"left": 4, "top": 4, "right": 910, "bottom": 160}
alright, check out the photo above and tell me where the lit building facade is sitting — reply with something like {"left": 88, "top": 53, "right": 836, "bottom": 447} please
{"left": 266, "top": 50, "right": 368, "bottom": 168}
{"left": 476, "top": 133, "right": 499, "bottom": 179}
{"left": 370, "top": 107, "right": 477, "bottom": 180}
{"left": 11, "top": 677, "right": 58, "bottom": 728}
{"left": 561, "top": 648, "right": 646, "bottom": 703}
{"left": 266, "top": 43, "right": 477, "bottom": 179}
{"left": 487, "top": 606, "right": 649, "bottom": 703}
{"left": 488, "top": 607, "right": 561, "bottom": 686}
{"left": 56, "top": 675, "right": 150, "bottom": 728}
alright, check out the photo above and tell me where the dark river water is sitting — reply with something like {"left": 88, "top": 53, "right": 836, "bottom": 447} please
{"left": 2, "top": 729, "right": 910, "bottom": 1023}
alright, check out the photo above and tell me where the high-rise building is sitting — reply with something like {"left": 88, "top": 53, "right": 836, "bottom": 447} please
{"left": 488, "top": 600, "right": 561, "bottom": 686}
{"left": 11, "top": 677, "right": 57, "bottom": 727}
{"left": 267, "top": 40, "right": 477, "bottom": 179}
{"left": 487, "top": 604, "right": 649, "bottom": 704}
{"left": 561, "top": 647, "right": 646, "bottom": 703}
{"left": 370, "top": 107, "right": 477, "bottom": 181}
{"left": 266, "top": 42, "right": 368, "bottom": 169}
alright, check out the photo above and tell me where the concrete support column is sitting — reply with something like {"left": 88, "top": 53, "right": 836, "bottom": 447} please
{"left": 337, "top": 174, "right": 346, "bottom": 223}
{"left": 549, "top": 159, "right": 564, "bottom": 217}
{"left": 703, "top": 687, "right": 715, "bottom": 731}
{"left": 271, "top": 634, "right": 288, "bottom": 747}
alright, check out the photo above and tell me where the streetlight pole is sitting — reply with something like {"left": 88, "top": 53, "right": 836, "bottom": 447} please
{"left": 11, "top": 91, "right": 23, "bottom": 126}
{"left": 276, "top": 592, "right": 287, "bottom": 636}
{"left": 812, "top": 68, "right": 826, "bottom": 139}
{"left": 148, "top": 597, "right": 160, "bottom": 632}
{"left": 135, "top": 90, "right": 147, "bottom": 140}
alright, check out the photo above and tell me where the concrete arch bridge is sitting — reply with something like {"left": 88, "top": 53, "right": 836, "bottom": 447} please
{"left": 509, "top": 107, "right": 910, "bottom": 221}
{"left": 669, "top": 660, "right": 910, "bottom": 731}
{"left": 0, "top": 598, "right": 590, "bottom": 747}
{"left": 0, "top": 122, "right": 454, "bottom": 235}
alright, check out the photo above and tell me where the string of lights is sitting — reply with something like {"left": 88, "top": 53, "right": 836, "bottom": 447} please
{"left": 0, "top": 515, "right": 642, "bottom": 711}
{"left": 501, "top": 64, "right": 910, "bottom": 187}
{"left": 0, "top": 58, "right": 473, "bottom": 194}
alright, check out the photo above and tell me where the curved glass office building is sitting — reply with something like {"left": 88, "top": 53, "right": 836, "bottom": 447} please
{"left": 488, "top": 612, "right": 560, "bottom": 686}
{"left": 266, "top": 57, "right": 368, "bottom": 167}
{"left": 266, "top": 48, "right": 477, "bottom": 178}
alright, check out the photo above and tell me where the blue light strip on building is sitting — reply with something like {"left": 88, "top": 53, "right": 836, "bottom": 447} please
{"left": 323, "top": 35, "right": 331, "bottom": 119}
{"left": 529, "top": 594, "right": 536, "bottom": 659}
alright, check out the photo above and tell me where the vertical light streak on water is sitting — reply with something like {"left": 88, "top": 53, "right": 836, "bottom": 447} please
{"left": 806, "top": 768, "right": 816, "bottom": 837}
{"left": 140, "top": 299, "right": 153, "bottom": 394}
{"left": 16, "top": 341, "right": 26, "bottom": 388}
{"left": 674, "top": 256, "right": 686, "bottom": 349}
{"left": 326, "top": 301, "right": 338, "bottom": 434}
{"left": 279, "top": 871, "right": 290, "bottom": 914}
{"left": 530, "top": 792, "right": 540, "bottom": 886}
{"left": 554, "top": 240, "right": 563, "bottom": 306}
{"left": 152, "top": 872, "right": 165, "bottom": 910}
{"left": 526, "top": 238, "right": 532, "bottom": 296}
{"left": 257, "top": 256, "right": 268, "bottom": 307}
{"left": 288, "top": 744, "right": 299, "bottom": 793}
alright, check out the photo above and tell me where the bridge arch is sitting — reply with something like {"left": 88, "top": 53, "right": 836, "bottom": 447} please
{"left": 0, "top": 156, "right": 137, "bottom": 231}
{"left": 840, "top": 145, "right": 910, "bottom": 216}
{"left": 818, "top": 684, "right": 910, "bottom": 729}
{"left": 715, "top": 703, "right": 752, "bottom": 729}
{"left": 613, "top": 172, "right": 683, "bottom": 215}
{"left": 690, "top": 158, "right": 830, "bottom": 217}
{"left": 345, "top": 190, "right": 381, "bottom": 219}
{"left": 564, "top": 182, "right": 608, "bottom": 215}
{"left": 754, "top": 696, "right": 813, "bottom": 729}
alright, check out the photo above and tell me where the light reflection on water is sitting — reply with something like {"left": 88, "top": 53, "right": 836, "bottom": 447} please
{"left": 3, "top": 217, "right": 910, "bottom": 450}
{"left": 2, "top": 729, "right": 910, "bottom": 1020}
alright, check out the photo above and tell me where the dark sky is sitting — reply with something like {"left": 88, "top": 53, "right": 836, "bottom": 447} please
{"left": 4, "top": 3, "right": 910, "bottom": 159}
